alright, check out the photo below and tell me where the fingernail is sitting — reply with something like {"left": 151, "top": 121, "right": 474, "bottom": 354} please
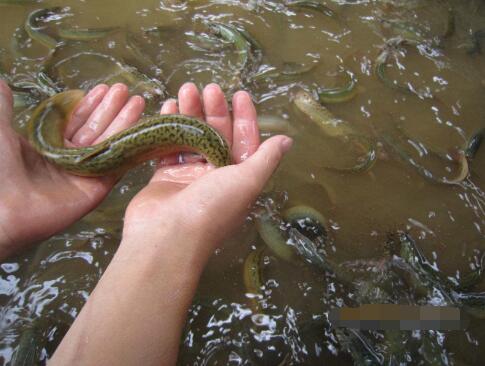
{"left": 204, "top": 83, "right": 220, "bottom": 93}
{"left": 181, "top": 82, "right": 197, "bottom": 94}
{"left": 234, "top": 91, "right": 251, "bottom": 105}
{"left": 91, "top": 84, "right": 108, "bottom": 95}
{"left": 112, "top": 83, "right": 127, "bottom": 91}
{"left": 280, "top": 136, "right": 293, "bottom": 153}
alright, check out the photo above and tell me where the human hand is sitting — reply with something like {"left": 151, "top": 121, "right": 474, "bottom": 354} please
{"left": 50, "top": 83, "right": 292, "bottom": 366}
{"left": 121, "top": 82, "right": 292, "bottom": 270}
{"left": 0, "top": 81, "right": 145, "bottom": 259}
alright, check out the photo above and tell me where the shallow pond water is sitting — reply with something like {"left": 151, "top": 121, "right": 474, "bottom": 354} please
{"left": 1, "top": 0, "right": 485, "bottom": 364}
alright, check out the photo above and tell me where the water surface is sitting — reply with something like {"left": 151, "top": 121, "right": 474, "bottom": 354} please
{"left": 1, "top": 0, "right": 485, "bottom": 364}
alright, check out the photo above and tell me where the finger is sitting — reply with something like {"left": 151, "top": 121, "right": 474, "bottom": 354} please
{"left": 65, "top": 84, "right": 109, "bottom": 140}
{"left": 202, "top": 83, "right": 232, "bottom": 147}
{"left": 92, "top": 95, "right": 145, "bottom": 144}
{"left": 157, "top": 99, "right": 181, "bottom": 165}
{"left": 178, "top": 82, "right": 203, "bottom": 120}
{"left": 232, "top": 91, "right": 260, "bottom": 163}
{"left": 239, "top": 135, "right": 292, "bottom": 188}
{"left": 0, "top": 79, "right": 13, "bottom": 128}
{"left": 72, "top": 83, "right": 129, "bottom": 146}
{"left": 151, "top": 163, "right": 214, "bottom": 184}
{"left": 160, "top": 98, "right": 178, "bottom": 115}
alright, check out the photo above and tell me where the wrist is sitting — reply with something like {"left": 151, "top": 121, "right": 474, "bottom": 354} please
{"left": 118, "top": 218, "right": 213, "bottom": 283}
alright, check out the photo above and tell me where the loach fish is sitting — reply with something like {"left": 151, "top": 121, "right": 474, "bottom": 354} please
{"left": 25, "top": 8, "right": 60, "bottom": 50}
{"left": 58, "top": 26, "right": 120, "bottom": 41}
{"left": 294, "top": 90, "right": 377, "bottom": 172}
{"left": 28, "top": 90, "right": 231, "bottom": 176}
{"left": 11, "top": 326, "right": 43, "bottom": 366}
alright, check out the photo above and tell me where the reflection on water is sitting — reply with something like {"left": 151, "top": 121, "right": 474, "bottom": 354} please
{"left": 1, "top": 0, "right": 485, "bottom": 364}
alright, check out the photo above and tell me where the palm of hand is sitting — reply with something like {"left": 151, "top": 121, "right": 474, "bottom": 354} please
{"left": 124, "top": 83, "right": 290, "bottom": 250}
{"left": 124, "top": 83, "right": 262, "bottom": 242}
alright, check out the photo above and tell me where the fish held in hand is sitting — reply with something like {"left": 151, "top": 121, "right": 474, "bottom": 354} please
{"left": 28, "top": 90, "right": 232, "bottom": 176}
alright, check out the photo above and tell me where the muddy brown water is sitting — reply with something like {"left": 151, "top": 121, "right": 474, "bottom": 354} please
{"left": 1, "top": 0, "right": 485, "bottom": 364}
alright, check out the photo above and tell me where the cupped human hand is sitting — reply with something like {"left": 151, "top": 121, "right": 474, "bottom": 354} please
{"left": 122, "top": 82, "right": 292, "bottom": 266}
{"left": 49, "top": 83, "right": 291, "bottom": 366}
{"left": 0, "top": 81, "right": 145, "bottom": 259}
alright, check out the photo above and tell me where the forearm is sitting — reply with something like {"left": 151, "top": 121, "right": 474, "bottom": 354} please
{"left": 50, "top": 224, "right": 210, "bottom": 366}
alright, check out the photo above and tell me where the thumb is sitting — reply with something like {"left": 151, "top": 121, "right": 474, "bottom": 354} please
{"left": 0, "top": 79, "right": 13, "bottom": 128}
{"left": 239, "top": 135, "right": 293, "bottom": 189}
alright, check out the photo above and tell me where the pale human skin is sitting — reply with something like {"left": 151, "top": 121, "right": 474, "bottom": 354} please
{"left": 0, "top": 81, "right": 147, "bottom": 258}
{"left": 0, "top": 79, "right": 292, "bottom": 365}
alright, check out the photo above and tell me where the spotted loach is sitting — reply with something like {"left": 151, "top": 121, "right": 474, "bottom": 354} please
{"left": 27, "top": 89, "right": 232, "bottom": 176}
